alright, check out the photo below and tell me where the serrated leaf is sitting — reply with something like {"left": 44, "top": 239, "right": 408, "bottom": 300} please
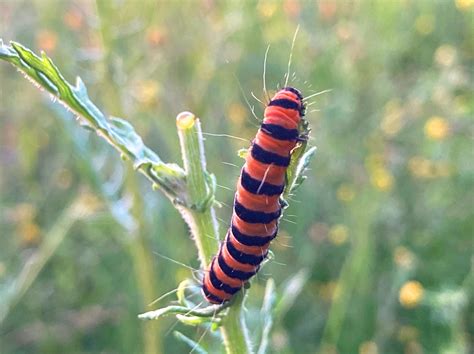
{"left": 284, "top": 146, "right": 317, "bottom": 198}
{"left": 0, "top": 39, "right": 187, "bottom": 201}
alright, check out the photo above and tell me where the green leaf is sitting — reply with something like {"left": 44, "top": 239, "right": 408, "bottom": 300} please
{"left": 173, "top": 331, "right": 209, "bottom": 354}
{"left": 176, "top": 314, "right": 221, "bottom": 326}
{"left": 138, "top": 302, "right": 229, "bottom": 321}
{"left": 257, "top": 279, "right": 277, "bottom": 354}
{"left": 274, "top": 269, "right": 310, "bottom": 320}
{"left": 284, "top": 146, "right": 317, "bottom": 199}
{"left": 0, "top": 39, "right": 187, "bottom": 202}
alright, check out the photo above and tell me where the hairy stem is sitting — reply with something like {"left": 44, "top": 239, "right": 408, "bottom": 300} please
{"left": 176, "top": 112, "right": 252, "bottom": 354}
{"left": 176, "top": 112, "right": 219, "bottom": 265}
{"left": 221, "top": 292, "right": 253, "bottom": 354}
{"left": 0, "top": 38, "right": 255, "bottom": 354}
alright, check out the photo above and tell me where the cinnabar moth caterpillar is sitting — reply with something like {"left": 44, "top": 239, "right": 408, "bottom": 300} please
{"left": 202, "top": 87, "right": 305, "bottom": 304}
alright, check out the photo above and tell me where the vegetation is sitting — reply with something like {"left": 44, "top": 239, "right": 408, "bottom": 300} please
{"left": 0, "top": 1, "right": 472, "bottom": 353}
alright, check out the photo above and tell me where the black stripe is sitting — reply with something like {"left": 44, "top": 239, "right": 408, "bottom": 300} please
{"left": 282, "top": 87, "right": 303, "bottom": 101}
{"left": 234, "top": 200, "right": 281, "bottom": 224}
{"left": 260, "top": 123, "right": 298, "bottom": 141}
{"left": 251, "top": 143, "right": 290, "bottom": 167}
{"left": 226, "top": 240, "right": 267, "bottom": 266}
{"left": 231, "top": 224, "right": 277, "bottom": 247}
{"left": 209, "top": 267, "right": 241, "bottom": 295}
{"left": 268, "top": 98, "right": 300, "bottom": 111}
{"left": 217, "top": 253, "right": 256, "bottom": 281}
{"left": 202, "top": 283, "right": 225, "bottom": 303}
{"left": 240, "top": 169, "right": 284, "bottom": 196}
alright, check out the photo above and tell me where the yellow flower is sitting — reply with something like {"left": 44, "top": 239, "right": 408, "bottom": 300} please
{"left": 9, "top": 203, "right": 37, "bottom": 223}
{"left": 415, "top": 15, "right": 434, "bottom": 35}
{"left": 381, "top": 100, "right": 404, "bottom": 136}
{"left": 227, "top": 102, "right": 248, "bottom": 126}
{"left": 434, "top": 45, "right": 456, "bottom": 67}
{"left": 365, "top": 153, "right": 384, "bottom": 170}
{"left": 434, "top": 161, "right": 452, "bottom": 177}
{"left": 258, "top": 0, "right": 277, "bottom": 18}
{"left": 394, "top": 246, "right": 415, "bottom": 269}
{"left": 408, "top": 156, "right": 434, "bottom": 179}
{"left": 405, "top": 341, "right": 423, "bottom": 354}
{"left": 424, "top": 116, "right": 449, "bottom": 140}
{"left": 318, "top": 281, "right": 338, "bottom": 301}
{"left": 359, "top": 341, "right": 378, "bottom": 354}
{"left": 336, "top": 183, "right": 355, "bottom": 203}
{"left": 72, "top": 192, "right": 103, "bottom": 217}
{"left": 399, "top": 281, "right": 424, "bottom": 308}
{"left": 136, "top": 80, "right": 160, "bottom": 106}
{"left": 371, "top": 167, "right": 394, "bottom": 192}
{"left": 398, "top": 325, "right": 420, "bottom": 342}
{"left": 456, "top": 0, "right": 474, "bottom": 11}
{"left": 328, "top": 224, "right": 349, "bottom": 245}
{"left": 19, "top": 222, "right": 41, "bottom": 246}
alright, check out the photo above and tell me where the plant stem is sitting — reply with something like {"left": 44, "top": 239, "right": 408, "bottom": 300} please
{"left": 320, "top": 189, "right": 379, "bottom": 350}
{"left": 176, "top": 112, "right": 219, "bottom": 265}
{"left": 95, "top": 5, "right": 162, "bottom": 352}
{"left": 221, "top": 292, "right": 253, "bottom": 354}
{"left": 0, "top": 194, "right": 94, "bottom": 324}
{"left": 176, "top": 112, "right": 252, "bottom": 354}
{"left": 126, "top": 166, "right": 161, "bottom": 354}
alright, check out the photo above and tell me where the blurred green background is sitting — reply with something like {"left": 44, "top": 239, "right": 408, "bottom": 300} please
{"left": 0, "top": 0, "right": 472, "bottom": 353}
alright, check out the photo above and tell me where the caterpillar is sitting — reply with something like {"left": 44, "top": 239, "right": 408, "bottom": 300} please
{"left": 202, "top": 86, "right": 306, "bottom": 304}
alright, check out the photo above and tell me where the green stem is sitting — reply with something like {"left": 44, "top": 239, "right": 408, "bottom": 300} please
{"left": 176, "top": 112, "right": 252, "bottom": 354}
{"left": 320, "top": 189, "right": 380, "bottom": 350}
{"left": 95, "top": 5, "right": 161, "bottom": 352}
{"left": 176, "top": 112, "right": 219, "bottom": 265}
{"left": 126, "top": 167, "right": 161, "bottom": 354}
{"left": 0, "top": 195, "right": 92, "bottom": 324}
{"left": 221, "top": 292, "right": 252, "bottom": 354}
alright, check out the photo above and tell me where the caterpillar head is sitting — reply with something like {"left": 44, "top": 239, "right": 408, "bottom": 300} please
{"left": 270, "top": 87, "right": 306, "bottom": 118}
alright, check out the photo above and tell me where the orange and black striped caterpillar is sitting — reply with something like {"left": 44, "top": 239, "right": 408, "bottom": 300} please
{"left": 202, "top": 87, "right": 306, "bottom": 304}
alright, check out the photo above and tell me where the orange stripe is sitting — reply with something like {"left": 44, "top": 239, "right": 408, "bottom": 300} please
{"left": 236, "top": 188, "right": 280, "bottom": 213}
{"left": 203, "top": 276, "right": 232, "bottom": 301}
{"left": 232, "top": 214, "right": 277, "bottom": 237}
{"left": 244, "top": 158, "right": 286, "bottom": 185}
{"left": 263, "top": 110, "right": 300, "bottom": 128}
{"left": 228, "top": 229, "right": 270, "bottom": 256}
{"left": 255, "top": 131, "right": 296, "bottom": 155}
{"left": 221, "top": 242, "right": 258, "bottom": 273}
{"left": 211, "top": 258, "right": 243, "bottom": 288}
